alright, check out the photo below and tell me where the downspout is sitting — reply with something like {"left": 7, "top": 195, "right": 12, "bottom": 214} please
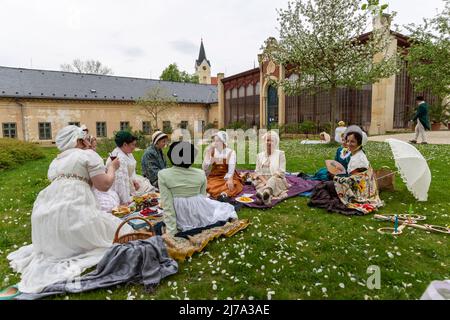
{"left": 14, "top": 99, "right": 27, "bottom": 141}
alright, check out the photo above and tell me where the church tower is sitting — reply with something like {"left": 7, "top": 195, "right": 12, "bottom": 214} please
{"left": 195, "top": 39, "right": 211, "bottom": 84}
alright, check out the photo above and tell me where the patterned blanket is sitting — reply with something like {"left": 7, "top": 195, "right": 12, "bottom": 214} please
{"left": 233, "top": 170, "right": 320, "bottom": 209}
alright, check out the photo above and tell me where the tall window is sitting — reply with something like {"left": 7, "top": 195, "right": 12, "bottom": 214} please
{"left": 120, "top": 121, "right": 130, "bottom": 131}
{"left": 180, "top": 121, "right": 188, "bottom": 129}
{"left": 163, "top": 121, "right": 171, "bottom": 133}
{"left": 38, "top": 122, "right": 52, "bottom": 140}
{"left": 142, "top": 121, "right": 151, "bottom": 134}
{"left": 96, "top": 122, "right": 107, "bottom": 138}
{"left": 68, "top": 122, "right": 80, "bottom": 127}
{"left": 2, "top": 123, "right": 17, "bottom": 138}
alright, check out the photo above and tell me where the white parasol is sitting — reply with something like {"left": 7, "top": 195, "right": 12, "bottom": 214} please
{"left": 385, "top": 138, "right": 431, "bottom": 201}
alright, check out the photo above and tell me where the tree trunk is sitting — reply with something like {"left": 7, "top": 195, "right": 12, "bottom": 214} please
{"left": 329, "top": 86, "right": 338, "bottom": 142}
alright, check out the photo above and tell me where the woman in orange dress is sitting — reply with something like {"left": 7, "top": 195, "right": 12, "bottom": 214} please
{"left": 202, "top": 131, "right": 243, "bottom": 199}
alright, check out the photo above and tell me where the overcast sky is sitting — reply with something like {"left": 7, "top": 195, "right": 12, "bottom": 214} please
{"left": 0, "top": 0, "right": 446, "bottom": 79}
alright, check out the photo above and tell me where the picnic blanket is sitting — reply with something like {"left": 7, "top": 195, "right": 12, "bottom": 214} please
{"left": 164, "top": 219, "right": 250, "bottom": 261}
{"left": 233, "top": 170, "right": 320, "bottom": 209}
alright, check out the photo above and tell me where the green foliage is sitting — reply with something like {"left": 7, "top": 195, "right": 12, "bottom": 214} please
{"left": 405, "top": 1, "right": 450, "bottom": 115}
{"left": 282, "top": 123, "right": 301, "bottom": 134}
{"left": 318, "top": 121, "right": 332, "bottom": 133}
{"left": 95, "top": 137, "right": 117, "bottom": 155}
{"left": 96, "top": 128, "right": 152, "bottom": 154}
{"left": 0, "top": 138, "right": 45, "bottom": 170}
{"left": 163, "top": 123, "right": 173, "bottom": 134}
{"left": 299, "top": 120, "right": 317, "bottom": 134}
{"left": 204, "top": 122, "right": 217, "bottom": 131}
{"left": 226, "top": 121, "right": 251, "bottom": 130}
{"left": 160, "top": 63, "right": 199, "bottom": 83}
{"left": 268, "top": 122, "right": 279, "bottom": 130}
{"left": 428, "top": 101, "right": 450, "bottom": 124}
{"left": 361, "top": 0, "right": 389, "bottom": 15}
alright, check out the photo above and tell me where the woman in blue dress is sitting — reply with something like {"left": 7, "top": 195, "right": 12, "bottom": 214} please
{"left": 298, "top": 133, "right": 350, "bottom": 181}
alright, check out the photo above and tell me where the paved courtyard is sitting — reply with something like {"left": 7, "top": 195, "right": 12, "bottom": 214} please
{"left": 368, "top": 130, "right": 450, "bottom": 145}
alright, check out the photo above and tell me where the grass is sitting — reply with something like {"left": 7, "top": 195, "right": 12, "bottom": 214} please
{"left": 0, "top": 140, "right": 449, "bottom": 300}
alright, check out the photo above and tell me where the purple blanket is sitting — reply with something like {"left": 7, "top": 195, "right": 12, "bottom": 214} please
{"left": 235, "top": 170, "right": 320, "bottom": 209}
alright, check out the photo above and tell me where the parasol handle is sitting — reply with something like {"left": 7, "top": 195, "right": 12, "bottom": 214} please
{"left": 375, "top": 157, "right": 434, "bottom": 181}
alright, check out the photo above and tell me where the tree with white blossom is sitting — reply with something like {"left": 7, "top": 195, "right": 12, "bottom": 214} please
{"left": 405, "top": 0, "right": 450, "bottom": 125}
{"left": 263, "top": 0, "right": 399, "bottom": 138}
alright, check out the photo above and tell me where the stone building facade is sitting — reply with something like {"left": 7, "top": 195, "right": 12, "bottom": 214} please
{"left": 0, "top": 66, "right": 219, "bottom": 143}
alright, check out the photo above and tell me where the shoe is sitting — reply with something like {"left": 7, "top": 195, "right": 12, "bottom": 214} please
{"left": 262, "top": 191, "right": 272, "bottom": 206}
{"left": 0, "top": 285, "right": 21, "bottom": 300}
{"left": 254, "top": 198, "right": 264, "bottom": 205}
{"left": 409, "top": 140, "right": 417, "bottom": 144}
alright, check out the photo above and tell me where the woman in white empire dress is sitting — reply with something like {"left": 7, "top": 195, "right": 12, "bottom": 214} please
{"left": 7, "top": 125, "right": 134, "bottom": 294}
{"left": 93, "top": 130, "right": 154, "bottom": 212}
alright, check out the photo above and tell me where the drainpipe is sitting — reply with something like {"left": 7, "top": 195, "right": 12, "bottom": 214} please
{"left": 14, "top": 99, "right": 27, "bottom": 141}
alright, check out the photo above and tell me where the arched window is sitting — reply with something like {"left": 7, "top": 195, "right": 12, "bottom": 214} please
{"left": 246, "top": 84, "right": 254, "bottom": 96}
{"left": 232, "top": 88, "right": 238, "bottom": 99}
{"left": 255, "top": 82, "right": 260, "bottom": 95}
{"left": 238, "top": 86, "right": 245, "bottom": 97}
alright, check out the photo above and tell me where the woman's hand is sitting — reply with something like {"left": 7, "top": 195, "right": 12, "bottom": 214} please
{"left": 133, "top": 180, "right": 140, "bottom": 191}
{"left": 109, "top": 158, "right": 120, "bottom": 171}
{"left": 226, "top": 178, "right": 235, "bottom": 191}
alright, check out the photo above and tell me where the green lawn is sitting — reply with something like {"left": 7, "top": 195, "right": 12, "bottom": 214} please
{"left": 0, "top": 140, "right": 449, "bottom": 300}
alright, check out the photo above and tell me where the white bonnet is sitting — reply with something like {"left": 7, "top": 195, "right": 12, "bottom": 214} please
{"left": 55, "top": 125, "right": 87, "bottom": 151}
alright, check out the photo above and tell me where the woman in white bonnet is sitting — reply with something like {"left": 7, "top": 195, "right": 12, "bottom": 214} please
{"left": 202, "top": 131, "right": 243, "bottom": 199}
{"left": 7, "top": 125, "right": 133, "bottom": 294}
{"left": 253, "top": 131, "right": 289, "bottom": 205}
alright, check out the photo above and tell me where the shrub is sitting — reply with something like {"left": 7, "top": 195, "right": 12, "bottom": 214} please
{"left": 95, "top": 137, "right": 117, "bottom": 155}
{"left": 204, "top": 122, "right": 216, "bottom": 130}
{"left": 283, "top": 123, "right": 300, "bottom": 134}
{"left": 299, "top": 120, "right": 316, "bottom": 134}
{"left": 268, "top": 122, "right": 279, "bottom": 130}
{"left": 96, "top": 129, "right": 152, "bottom": 154}
{"left": 318, "top": 121, "right": 332, "bottom": 133}
{"left": 0, "top": 138, "right": 45, "bottom": 170}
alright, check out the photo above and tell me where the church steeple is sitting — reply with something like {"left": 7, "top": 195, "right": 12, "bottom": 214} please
{"left": 196, "top": 38, "right": 211, "bottom": 68}
{"left": 195, "top": 39, "right": 212, "bottom": 84}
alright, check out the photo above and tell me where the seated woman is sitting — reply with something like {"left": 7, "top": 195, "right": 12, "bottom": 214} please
{"left": 253, "top": 131, "right": 290, "bottom": 205}
{"left": 300, "top": 131, "right": 331, "bottom": 144}
{"left": 334, "top": 121, "right": 347, "bottom": 144}
{"left": 158, "top": 141, "right": 238, "bottom": 235}
{"left": 308, "top": 126, "right": 382, "bottom": 215}
{"left": 141, "top": 131, "right": 169, "bottom": 189}
{"left": 299, "top": 133, "right": 351, "bottom": 181}
{"left": 94, "top": 131, "right": 154, "bottom": 212}
{"left": 202, "top": 131, "right": 243, "bottom": 199}
{"left": 7, "top": 125, "right": 134, "bottom": 294}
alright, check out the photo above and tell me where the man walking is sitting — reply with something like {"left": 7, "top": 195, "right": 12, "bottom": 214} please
{"left": 409, "top": 96, "right": 430, "bottom": 144}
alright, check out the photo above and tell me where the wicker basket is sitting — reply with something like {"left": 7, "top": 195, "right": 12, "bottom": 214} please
{"left": 113, "top": 217, "right": 155, "bottom": 244}
{"left": 374, "top": 168, "right": 395, "bottom": 192}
